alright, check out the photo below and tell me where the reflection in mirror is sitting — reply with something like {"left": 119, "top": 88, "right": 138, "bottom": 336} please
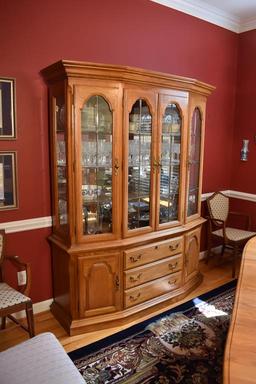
{"left": 0, "top": 152, "right": 17, "bottom": 209}
{"left": 128, "top": 99, "right": 152, "bottom": 230}
{"left": 187, "top": 107, "right": 202, "bottom": 216}
{"left": 81, "top": 95, "right": 113, "bottom": 235}
{"left": 159, "top": 104, "right": 181, "bottom": 224}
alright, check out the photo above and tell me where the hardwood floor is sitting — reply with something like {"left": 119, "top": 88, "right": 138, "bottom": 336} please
{"left": 0, "top": 256, "right": 237, "bottom": 354}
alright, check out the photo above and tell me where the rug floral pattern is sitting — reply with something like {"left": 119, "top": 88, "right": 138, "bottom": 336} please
{"left": 73, "top": 287, "right": 235, "bottom": 384}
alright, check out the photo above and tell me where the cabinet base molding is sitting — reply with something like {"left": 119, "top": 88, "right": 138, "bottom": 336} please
{"left": 51, "top": 272, "right": 203, "bottom": 336}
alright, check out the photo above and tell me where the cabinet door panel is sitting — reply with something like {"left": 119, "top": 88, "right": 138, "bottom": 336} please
{"left": 184, "top": 227, "right": 201, "bottom": 282}
{"left": 74, "top": 85, "right": 122, "bottom": 242}
{"left": 123, "top": 89, "right": 157, "bottom": 237}
{"left": 78, "top": 253, "right": 121, "bottom": 317}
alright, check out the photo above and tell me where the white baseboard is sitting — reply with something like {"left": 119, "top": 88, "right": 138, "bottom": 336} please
{"left": 33, "top": 298, "right": 53, "bottom": 314}
{"left": 11, "top": 298, "right": 53, "bottom": 320}
{"left": 199, "top": 246, "right": 222, "bottom": 260}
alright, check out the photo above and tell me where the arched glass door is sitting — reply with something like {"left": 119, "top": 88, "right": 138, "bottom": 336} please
{"left": 187, "top": 107, "right": 202, "bottom": 217}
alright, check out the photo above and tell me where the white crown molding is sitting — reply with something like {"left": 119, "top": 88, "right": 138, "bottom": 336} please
{"left": 240, "top": 18, "right": 256, "bottom": 33}
{"left": 150, "top": 0, "right": 255, "bottom": 33}
{"left": 0, "top": 216, "right": 52, "bottom": 233}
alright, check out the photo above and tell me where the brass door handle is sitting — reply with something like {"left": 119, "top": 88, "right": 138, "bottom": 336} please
{"left": 153, "top": 159, "right": 158, "bottom": 173}
{"left": 115, "top": 275, "right": 120, "bottom": 291}
{"left": 168, "top": 279, "right": 177, "bottom": 285}
{"left": 114, "top": 158, "right": 120, "bottom": 176}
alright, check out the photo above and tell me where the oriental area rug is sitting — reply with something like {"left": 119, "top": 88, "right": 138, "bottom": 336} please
{"left": 69, "top": 281, "right": 236, "bottom": 384}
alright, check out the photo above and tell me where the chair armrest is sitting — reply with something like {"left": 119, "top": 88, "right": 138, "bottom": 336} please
{"left": 5, "top": 255, "right": 31, "bottom": 296}
{"left": 207, "top": 217, "right": 228, "bottom": 241}
{"left": 208, "top": 217, "right": 225, "bottom": 227}
{"left": 228, "top": 211, "right": 251, "bottom": 230}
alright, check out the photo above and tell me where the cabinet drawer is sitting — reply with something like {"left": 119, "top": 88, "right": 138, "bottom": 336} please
{"left": 124, "top": 271, "right": 182, "bottom": 308}
{"left": 124, "top": 254, "right": 183, "bottom": 289}
{"left": 124, "top": 236, "right": 183, "bottom": 269}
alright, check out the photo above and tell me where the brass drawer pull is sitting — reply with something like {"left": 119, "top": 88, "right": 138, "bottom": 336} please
{"left": 169, "top": 243, "right": 179, "bottom": 251}
{"left": 129, "top": 293, "right": 141, "bottom": 302}
{"left": 129, "top": 274, "right": 142, "bottom": 283}
{"left": 168, "top": 279, "right": 177, "bottom": 285}
{"left": 130, "top": 254, "right": 142, "bottom": 263}
{"left": 169, "top": 262, "right": 178, "bottom": 271}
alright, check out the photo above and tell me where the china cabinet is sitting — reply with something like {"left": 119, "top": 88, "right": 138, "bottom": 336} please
{"left": 42, "top": 61, "right": 214, "bottom": 335}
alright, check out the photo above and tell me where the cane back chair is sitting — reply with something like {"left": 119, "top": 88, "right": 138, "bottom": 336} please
{"left": 0, "top": 230, "right": 35, "bottom": 337}
{"left": 206, "top": 192, "right": 256, "bottom": 277}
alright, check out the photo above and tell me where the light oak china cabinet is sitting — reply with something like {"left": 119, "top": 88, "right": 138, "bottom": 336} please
{"left": 42, "top": 61, "right": 214, "bottom": 335}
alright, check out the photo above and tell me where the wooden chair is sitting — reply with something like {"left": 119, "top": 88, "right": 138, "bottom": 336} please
{"left": 206, "top": 192, "right": 256, "bottom": 277}
{"left": 0, "top": 230, "right": 35, "bottom": 337}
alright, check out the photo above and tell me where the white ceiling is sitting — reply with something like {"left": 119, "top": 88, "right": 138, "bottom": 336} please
{"left": 151, "top": 0, "right": 256, "bottom": 33}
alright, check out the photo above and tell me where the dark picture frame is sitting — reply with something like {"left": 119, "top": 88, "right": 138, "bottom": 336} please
{"left": 0, "top": 78, "right": 16, "bottom": 139}
{"left": 0, "top": 151, "right": 18, "bottom": 210}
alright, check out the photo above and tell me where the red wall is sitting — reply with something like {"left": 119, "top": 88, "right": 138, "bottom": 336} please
{"left": 0, "top": 0, "right": 239, "bottom": 302}
{"left": 231, "top": 30, "right": 256, "bottom": 194}
{"left": 229, "top": 30, "right": 256, "bottom": 232}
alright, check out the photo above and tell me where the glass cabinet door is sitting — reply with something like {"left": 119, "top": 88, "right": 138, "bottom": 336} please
{"left": 158, "top": 103, "right": 182, "bottom": 225}
{"left": 54, "top": 94, "right": 68, "bottom": 232}
{"left": 127, "top": 99, "right": 152, "bottom": 231}
{"left": 187, "top": 107, "right": 202, "bottom": 217}
{"left": 80, "top": 95, "right": 114, "bottom": 236}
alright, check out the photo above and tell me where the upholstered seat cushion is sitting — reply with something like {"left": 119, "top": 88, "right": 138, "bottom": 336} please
{"left": 0, "top": 332, "right": 84, "bottom": 384}
{"left": 0, "top": 282, "right": 31, "bottom": 309}
{"left": 212, "top": 227, "right": 256, "bottom": 242}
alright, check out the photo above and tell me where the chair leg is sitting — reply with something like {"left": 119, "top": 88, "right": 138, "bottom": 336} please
{"left": 25, "top": 301, "right": 35, "bottom": 338}
{"left": 1, "top": 316, "right": 6, "bottom": 329}
{"left": 232, "top": 246, "right": 239, "bottom": 278}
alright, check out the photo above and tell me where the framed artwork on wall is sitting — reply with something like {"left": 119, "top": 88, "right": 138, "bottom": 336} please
{"left": 0, "top": 151, "right": 18, "bottom": 210}
{"left": 0, "top": 78, "right": 16, "bottom": 139}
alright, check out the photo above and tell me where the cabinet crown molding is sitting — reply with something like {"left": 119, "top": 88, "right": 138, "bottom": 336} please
{"left": 41, "top": 60, "right": 215, "bottom": 97}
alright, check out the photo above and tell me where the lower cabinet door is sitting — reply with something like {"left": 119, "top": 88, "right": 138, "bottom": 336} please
{"left": 184, "top": 227, "right": 201, "bottom": 282}
{"left": 78, "top": 252, "right": 121, "bottom": 318}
